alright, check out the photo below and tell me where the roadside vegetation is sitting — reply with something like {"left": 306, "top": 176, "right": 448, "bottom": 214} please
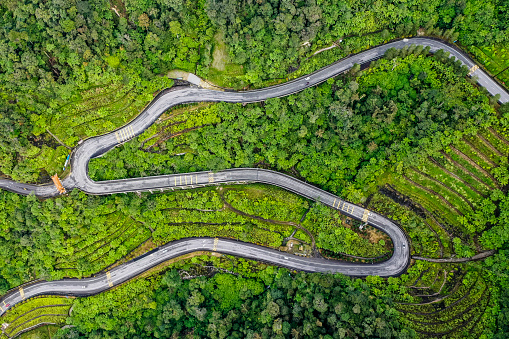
{"left": 0, "top": 183, "right": 387, "bottom": 291}
{"left": 1, "top": 0, "right": 509, "bottom": 338}
{"left": 86, "top": 46, "right": 509, "bottom": 337}
{"left": 469, "top": 44, "right": 509, "bottom": 85}
{"left": 0, "top": 297, "right": 73, "bottom": 339}
{"left": 55, "top": 262, "right": 416, "bottom": 338}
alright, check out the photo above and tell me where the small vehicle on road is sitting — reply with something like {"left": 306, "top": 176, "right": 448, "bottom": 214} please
{"left": 5, "top": 304, "right": 10, "bottom": 308}
{"left": 305, "top": 77, "right": 310, "bottom": 80}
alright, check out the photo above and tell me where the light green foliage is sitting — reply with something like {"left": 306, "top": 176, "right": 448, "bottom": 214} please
{"left": 0, "top": 297, "right": 73, "bottom": 339}
{"left": 303, "top": 203, "right": 388, "bottom": 258}
{"left": 470, "top": 44, "right": 509, "bottom": 83}
{"left": 224, "top": 186, "right": 308, "bottom": 223}
{"left": 368, "top": 193, "right": 452, "bottom": 258}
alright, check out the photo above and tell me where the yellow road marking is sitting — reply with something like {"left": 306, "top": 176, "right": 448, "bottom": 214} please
{"left": 130, "top": 126, "right": 135, "bottom": 138}
{"left": 189, "top": 176, "right": 192, "bottom": 184}
{"left": 3, "top": 301, "right": 6, "bottom": 306}
{"left": 19, "top": 287, "right": 25, "bottom": 300}
{"left": 468, "top": 65, "right": 479, "bottom": 76}
{"left": 127, "top": 127, "right": 132, "bottom": 138}
{"left": 0, "top": 305, "right": 3, "bottom": 312}
{"left": 115, "top": 132, "right": 120, "bottom": 143}
{"left": 185, "top": 176, "right": 188, "bottom": 185}
{"left": 342, "top": 203, "right": 354, "bottom": 214}
{"left": 333, "top": 199, "right": 336, "bottom": 208}
{"left": 122, "top": 129, "right": 128, "bottom": 140}
{"left": 196, "top": 175, "right": 198, "bottom": 183}
{"left": 174, "top": 176, "right": 177, "bottom": 186}
{"left": 106, "top": 271, "right": 113, "bottom": 287}
{"left": 208, "top": 172, "right": 214, "bottom": 183}
{"left": 180, "top": 176, "right": 182, "bottom": 185}
{"left": 213, "top": 238, "right": 219, "bottom": 251}
{"left": 362, "top": 209, "right": 369, "bottom": 222}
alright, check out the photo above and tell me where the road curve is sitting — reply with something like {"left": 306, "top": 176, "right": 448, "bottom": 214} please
{"left": 0, "top": 37, "right": 508, "bottom": 313}
{"left": 0, "top": 235, "right": 406, "bottom": 317}
{"left": 1, "top": 37, "right": 508, "bottom": 199}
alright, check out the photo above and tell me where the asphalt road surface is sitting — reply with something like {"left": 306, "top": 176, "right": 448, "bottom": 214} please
{"left": 1, "top": 38, "right": 507, "bottom": 314}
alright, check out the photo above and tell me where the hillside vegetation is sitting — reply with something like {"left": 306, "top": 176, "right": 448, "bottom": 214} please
{"left": 1, "top": 0, "right": 509, "bottom": 338}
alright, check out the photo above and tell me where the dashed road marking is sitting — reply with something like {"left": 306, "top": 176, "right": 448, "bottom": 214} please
{"left": 19, "top": 287, "right": 25, "bottom": 300}
{"left": 115, "top": 132, "right": 120, "bottom": 143}
{"left": 342, "top": 203, "right": 354, "bottom": 214}
{"left": 213, "top": 238, "right": 219, "bottom": 251}
{"left": 106, "top": 271, "right": 113, "bottom": 287}
{"left": 468, "top": 65, "right": 479, "bottom": 76}
{"left": 362, "top": 209, "right": 370, "bottom": 222}
{"left": 129, "top": 126, "right": 135, "bottom": 138}
{"left": 174, "top": 176, "right": 177, "bottom": 186}
{"left": 333, "top": 199, "right": 336, "bottom": 208}
{"left": 185, "top": 176, "right": 188, "bottom": 185}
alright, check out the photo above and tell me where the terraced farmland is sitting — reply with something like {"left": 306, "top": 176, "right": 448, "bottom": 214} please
{"left": 397, "top": 269, "right": 491, "bottom": 339}
{"left": 0, "top": 297, "right": 73, "bottom": 339}
{"left": 470, "top": 44, "right": 509, "bottom": 84}
{"left": 387, "top": 126, "right": 509, "bottom": 234}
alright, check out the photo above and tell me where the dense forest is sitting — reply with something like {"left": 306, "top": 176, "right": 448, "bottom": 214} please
{"left": 56, "top": 267, "right": 415, "bottom": 338}
{"left": 1, "top": 0, "right": 509, "bottom": 338}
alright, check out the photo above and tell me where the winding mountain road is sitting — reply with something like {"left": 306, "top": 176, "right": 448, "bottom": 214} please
{"left": 0, "top": 38, "right": 508, "bottom": 315}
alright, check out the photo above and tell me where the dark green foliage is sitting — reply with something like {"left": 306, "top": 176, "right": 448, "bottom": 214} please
{"left": 55, "top": 268, "right": 415, "bottom": 338}
{"left": 91, "top": 53, "right": 495, "bottom": 204}
{"left": 205, "top": 0, "right": 509, "bottom": 85}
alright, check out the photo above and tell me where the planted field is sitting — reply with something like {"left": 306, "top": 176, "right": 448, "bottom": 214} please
{"left": 386, "top": 125, "right": 509, "bottom": 234}
{"left": 405, "top": 168, "right": 473, "bottom": 214}
{"left": 54, "top": 215, "right": 151, "bottom": 277}
{"left": 480, "top": 129, "right": 509, "bottom": 154}
{"left": 368, "top": 192, "right": 454, "bottom": 259}
{"left": 496, "top": 68, "right": 509, "bottom": 84}
{"left": 385, "top": 173, "right": 462, "bottom": 227}
{"left": 223, "top": 186, "right": 309, "bottom": 223}
{"left": 469, "top": 44, "right": 509, "bottom": 84}
{"left": 397, "top": 272, "right": 491, "bottom": 338}
{"left": 0, "top": 297, "right": 73, "bottom": 339}
{"left": 45, "top": 74, "right": 172, "bottom": 147}
{"left": 372, "top": 125, "right": 509, "bottom": 337}
{"left": 418, "top": 160, "right": 484, "bottom": 205}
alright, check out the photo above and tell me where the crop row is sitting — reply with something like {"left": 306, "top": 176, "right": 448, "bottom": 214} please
{"left": 387, "top": 174, "right": 460, "bottom": 227}
{"left": 153, "top": 221, "right": 284, "bottom": 248}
